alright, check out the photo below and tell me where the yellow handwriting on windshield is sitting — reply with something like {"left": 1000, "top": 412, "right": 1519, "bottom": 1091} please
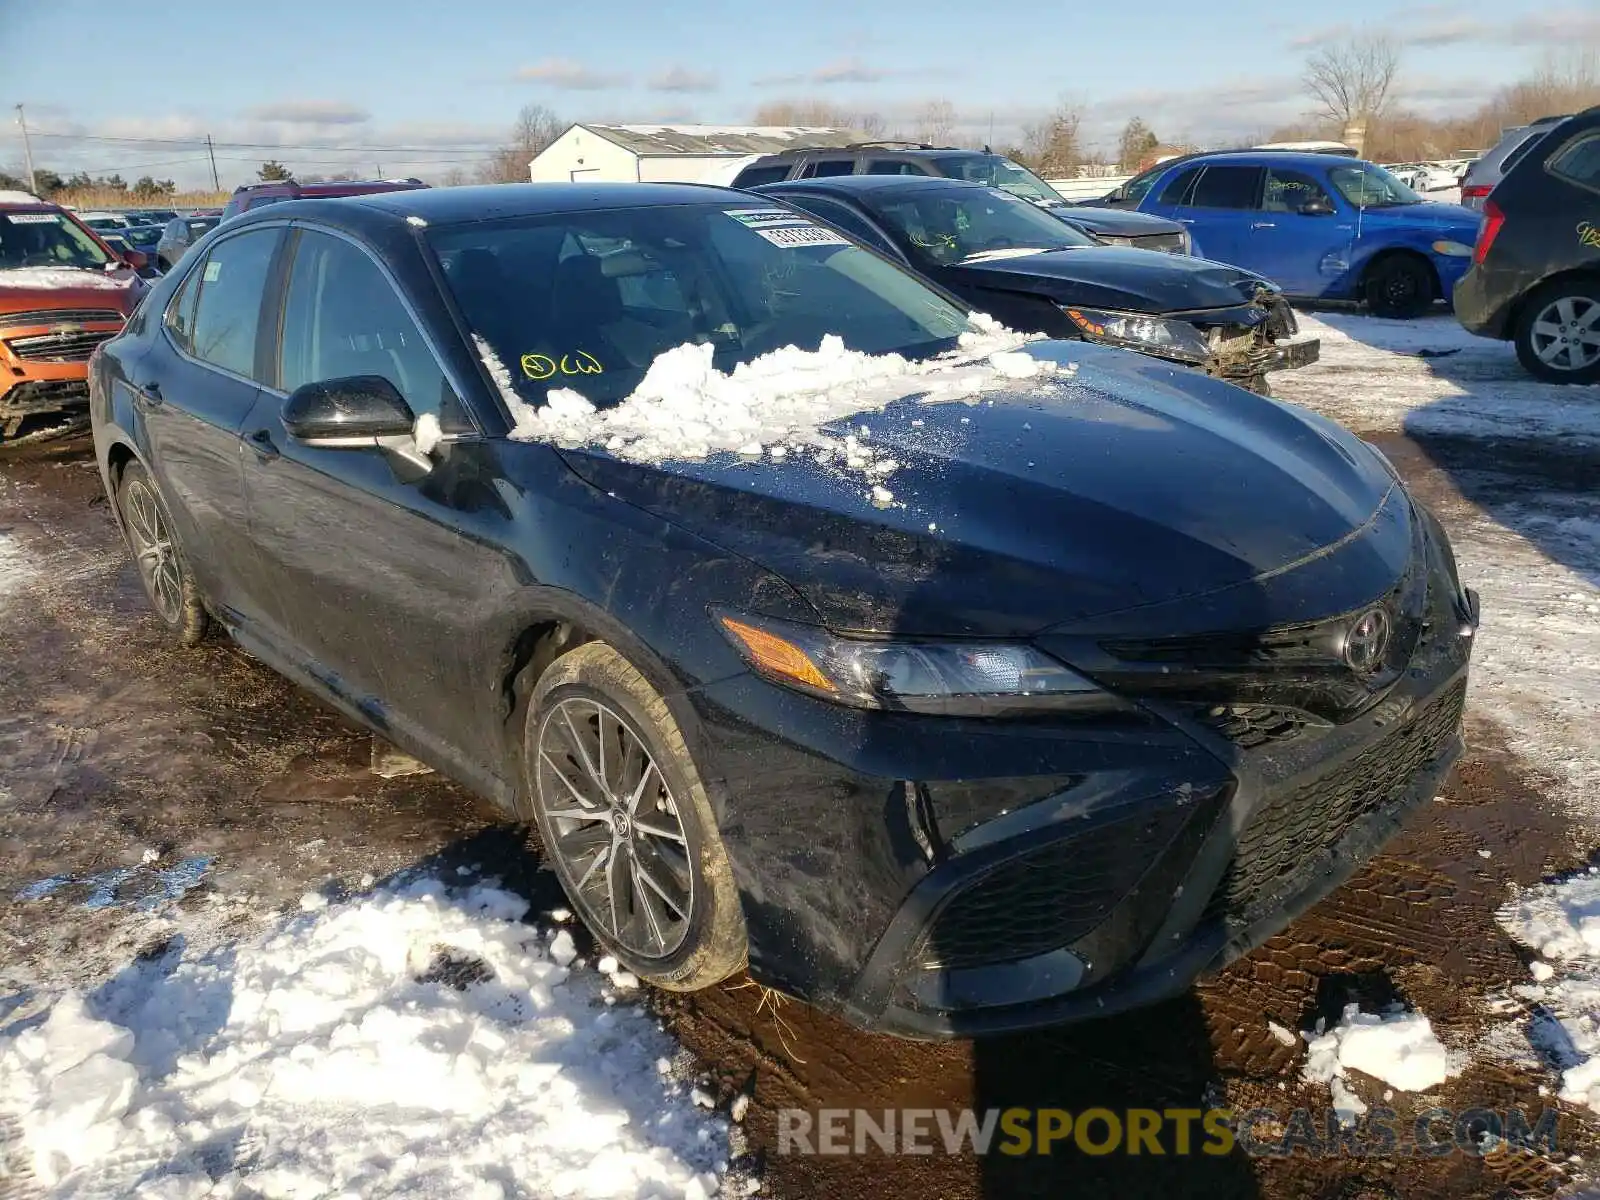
{"left": 522, "top": 351, "right": 603, "bottom": 380}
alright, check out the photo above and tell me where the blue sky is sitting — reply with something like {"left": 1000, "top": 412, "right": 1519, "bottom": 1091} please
{"left": 1, "top": 0, "right": 1593, "bottom": 189}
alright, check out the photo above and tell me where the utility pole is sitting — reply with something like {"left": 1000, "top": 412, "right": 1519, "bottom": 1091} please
{"left": 205, "top": 134, "right": 220, "bottom": 192}
{"left": 14, "top": 104, "right": 37, "bottom": 195}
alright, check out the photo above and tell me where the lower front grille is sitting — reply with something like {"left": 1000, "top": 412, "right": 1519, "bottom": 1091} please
{"left": 1193, "top": 703, "right": 1312, "bottom": 749}
{"left": 914, "top": 799, "right": 1197, "bottom": 971}
{"left": 1206, "top": 679, "right": 1466, "bottom": 925}
{"left": 4, "top": 329, "right": 117, "bottom": 363}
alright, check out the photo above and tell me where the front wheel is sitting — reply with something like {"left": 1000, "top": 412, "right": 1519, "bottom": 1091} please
{"left": 115, "top": 462, "right": 209, "bottom": 646}
{"left": 523, "top": 642, "right": 747, "bottom": 991}
{"left": 1513, "top": 281, "right": 1600, "bottom": 384}
{"left": 1364, "top": 256, "right": 1434, "bottom": 319}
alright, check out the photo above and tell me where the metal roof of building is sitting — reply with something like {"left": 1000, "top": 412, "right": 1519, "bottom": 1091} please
{"left": 576, "top": 124, "right": 862, "bottom": 157}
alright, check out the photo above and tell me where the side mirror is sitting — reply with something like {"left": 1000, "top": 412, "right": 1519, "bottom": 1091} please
{"left": 283, "top": 375, "right": 415, "bottom": 444}
{"left": 1299, "top": 198, "right": 1335, "bottom": 216}
{"left": 123, "top": 249, "right": 149, "bottom": 271}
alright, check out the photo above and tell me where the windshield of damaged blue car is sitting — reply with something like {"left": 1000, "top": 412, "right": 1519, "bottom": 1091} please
{"left": 866, "top": 186, "right": 1096, "bottom": 266}
{"left": 931, "top": 153, "right": 1062, "bottom": 204}
{"left": 1327, "top": 163, "right": 1423, "bottom": 208}
{"left": 429, "top": 202, "right": 973, "bottom": 409}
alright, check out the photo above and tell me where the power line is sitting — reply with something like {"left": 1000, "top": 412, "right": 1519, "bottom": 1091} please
{"left": 27, "top": 130, "right": 502, "bottom": 154}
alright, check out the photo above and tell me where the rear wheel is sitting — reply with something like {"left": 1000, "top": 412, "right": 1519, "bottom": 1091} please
{"left": 523, "top": 642, "right": 746, "bottom": 990}
{"left": 116, "top": 462, "right": 209, "bottom": 646}
{"left": 1513, "top": 281, "right": 1600, "bottom": 384}
{"left": 1364, "top": 255, "right": 1434, "bottom": 319}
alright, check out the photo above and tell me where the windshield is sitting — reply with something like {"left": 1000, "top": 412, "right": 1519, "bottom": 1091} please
{"left": 0, "top": 210, "right": 113, "bottom": 271}
{"left": 931, "top": 154, "right": 1063, "bottom": 203}
{"left": 429, "top": 202, "right": 972, "bottom": 410}
{"left": 863, "top": 186, "right": 1095, "bottom": 266}
{"left": 1327, "top": 163, "right": 1422, "bottom": 208}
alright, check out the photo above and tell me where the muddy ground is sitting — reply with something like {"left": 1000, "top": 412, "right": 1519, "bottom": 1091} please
{"left": 1, "top": 421, "right": 1597, "bottom": 1199}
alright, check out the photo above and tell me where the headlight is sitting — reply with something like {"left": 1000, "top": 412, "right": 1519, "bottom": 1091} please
{"left": 1062, "top": 306, "right": 1212, "bottom": 364}
{"left": 1178, "top": 228, "right": 1193, "bottom": 255}
{"left": 717, "top": 611, "right": 1115, "bottom": 716}
{"left": 1098, "top": 235, "right": 1133, "bottom": 247}
{"left": 1431, "top": 240, "right": 1474, "bottom": 257}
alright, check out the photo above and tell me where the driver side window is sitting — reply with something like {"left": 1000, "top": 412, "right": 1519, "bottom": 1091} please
{"left": 278, "top": 230, "right": 473, "bottom": 433}
{"left": 1263, "top": 169, "right": 1334, "bottom": 213}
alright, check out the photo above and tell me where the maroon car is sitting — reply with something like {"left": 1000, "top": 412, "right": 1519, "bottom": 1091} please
{"left": 219, "top": 177, "right": 428, "bottom": 222}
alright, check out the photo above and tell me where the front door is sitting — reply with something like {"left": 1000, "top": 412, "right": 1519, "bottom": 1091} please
{"left": 238, "top": 226, "right": 506, "bottom": 767}
{"left": 130, "top": 225, "right": 283, "bottom": 624}
{"left": 1245, "top": 166, "right": 1355, "bottom": 297}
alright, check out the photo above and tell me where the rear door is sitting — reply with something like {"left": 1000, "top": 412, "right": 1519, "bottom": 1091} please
{"left": 130, "top": 225, "right": 284, "bottom": 624}
{"left": 1170, "top": 165, "right": 1264, "bottom": 272}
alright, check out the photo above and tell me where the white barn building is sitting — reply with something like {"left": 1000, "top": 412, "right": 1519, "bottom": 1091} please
{"left": 528, "top": 124, "right": 861, "bottom": 185}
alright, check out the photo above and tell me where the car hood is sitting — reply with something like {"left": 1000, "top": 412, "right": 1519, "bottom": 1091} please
{"left": 945, "top": 247, "right": 1271, "bottom": 314}
{"left": 1052, "top": 208, "right": 1185, "bottom": 237}
{"left": 555, "top": 341, "right": 1397, "bottom": 636}
{"left": 0, "top": 266, "right": 142, "bottom": 313}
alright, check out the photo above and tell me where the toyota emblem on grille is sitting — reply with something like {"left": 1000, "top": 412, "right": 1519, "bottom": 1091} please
{"left": 1344, "top": 607, "right": 1391, "bottom": 674}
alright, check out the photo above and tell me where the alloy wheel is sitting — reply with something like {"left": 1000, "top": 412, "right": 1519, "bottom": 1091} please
{"left": 1529, "top": 296, "right": 1600, "bottom": 373}
{"left": 124, "top": 479, "right": 184, "bottom": 625}
{"left": 535, "top": 697, "right": 693, "bottom": 959}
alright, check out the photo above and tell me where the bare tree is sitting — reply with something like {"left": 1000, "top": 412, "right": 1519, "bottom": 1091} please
{"left": 753, "top": 99, "right": 886, "bottom": 138}
{"left": 1304, "top": 33, "right": 1401, "bottom": 137}
{"left": 1021, "top": 101, "right": 1083, "bottom": 177}
{"left": 478, "top": 103, "right": 566, "bottom": 184}
{"left": 911, "top": 99, "right": 957, "bottom": 146}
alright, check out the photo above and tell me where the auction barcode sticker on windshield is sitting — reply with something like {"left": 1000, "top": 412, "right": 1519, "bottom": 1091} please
{"left": 724, "top": 207, "right": 851, "bottom": 248}
{"left": 5, "top": 213, "right": 60, "bottom": 225}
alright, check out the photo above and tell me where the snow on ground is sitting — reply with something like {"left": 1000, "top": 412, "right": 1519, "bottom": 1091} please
{"left": 0, "top": 528, "right": 38, "bottom": 601}
{"left": 0, "top": 879, "right": 740, "bottom": 1199}
{"left": 1275, "top": 312, "right": 1600, "bottom": 445}
{"left": 1302, "top": 1004, "right": 1460, "bottom": 1124}
{"left": 1498, "top": 871, "right": 1600, "bottom": 1115}
{"left": 481, "top": 319, "right": 1067, "bottom": 483}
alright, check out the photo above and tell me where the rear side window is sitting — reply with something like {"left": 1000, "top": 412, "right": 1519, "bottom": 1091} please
{"left": 802, "top": 158, "right": 857, "bottom": 178}
{"left": 780, "top": 195, "right": 899, "bottom": 255}
{"left": 187, "top": 229, "right": 280, "bottom": 379}
{"left": 1157, "top": 167, "right": 1201, "bottom": 205}
{"left": 867, "top": 160, "right": 929, "bottom": 175}
{"left": 1548, "top": 133, "right": 1600, "bottom": 192}
{"left": 1189, "top": 166, "right": 1263, "bottom": 209}
{"left": 279, "top": 230, "right": 473, "bottom": 432}
{"left": 731, "top": 163, "right": 793, "bottom": 187}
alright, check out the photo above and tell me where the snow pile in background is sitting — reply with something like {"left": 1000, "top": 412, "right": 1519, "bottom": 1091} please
{"left": 1499, "top": 871, "right": 1600, "bottom": 1114}
{"left": 0, "top": 267, "right": 133, "bottom": 290}
{"left": 1274, "top": 313, "right": 1600, "bottom": 445}
{"left": 485, "top": 318, "right": 1061, "bottom": 476}
{"left": 0, "top": 879, "right": 736, "bottom": 1199}
{"left": 1303, "top": 1004, "right": 1459, "bottom": 1124}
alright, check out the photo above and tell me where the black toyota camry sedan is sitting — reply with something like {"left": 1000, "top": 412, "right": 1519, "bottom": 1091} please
{"left": 753, "top": 175, "right": 1320, "bottom": 393}
{"left": 89, "top": 182, "right": 1477, "bottom": 1038}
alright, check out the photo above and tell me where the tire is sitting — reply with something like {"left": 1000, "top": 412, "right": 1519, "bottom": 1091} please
{"left": 1364, "top": 255, "right": 1434, "bottom": 319}
{"left": 1513, "top": 280, "right": 1600, "bottom": 384}
{"left": 523, "top": 641, "right": 746, "bottom": 991}
{"left": 115, "top": 462, "right": 209, "bottom": 646}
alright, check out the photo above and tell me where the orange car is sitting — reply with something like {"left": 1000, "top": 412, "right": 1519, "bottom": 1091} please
{"left": 1, "top": 192, "right": 148, "bottom": 445}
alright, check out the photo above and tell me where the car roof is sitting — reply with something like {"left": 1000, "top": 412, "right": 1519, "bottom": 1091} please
{"left": 1148, "top": 150, "right": 1362, "bottom": 171}
{"left": 345, "top": 181, "right": 764, "bottom": 224}
{"left": 753, "top": 176, "right": 985, "bottom": 196}
{"left": 747, "top": 144, "right": 976, "bottom": 162}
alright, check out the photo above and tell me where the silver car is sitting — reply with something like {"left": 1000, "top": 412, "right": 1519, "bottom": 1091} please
{"left": 1459, "top": 115, "right": 1567, "bottom": 210}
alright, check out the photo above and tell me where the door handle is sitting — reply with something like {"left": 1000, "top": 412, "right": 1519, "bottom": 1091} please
{"left": 134, "top": 380, "right": 163, "bottom": 407}
{"left": 246, "top": 428, "right": 279, "bottom": 461}
{"left": 1251, "top": 221, "right": 1276, "bottom": 229}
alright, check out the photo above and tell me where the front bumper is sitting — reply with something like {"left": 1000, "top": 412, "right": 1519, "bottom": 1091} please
{"left": 686, "top": 518, "right": 1476, "bottom": 1038}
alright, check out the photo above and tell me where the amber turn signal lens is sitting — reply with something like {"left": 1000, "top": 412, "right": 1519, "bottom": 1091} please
{"left": 719, "top": 617, "right": 837, "bottom": 693}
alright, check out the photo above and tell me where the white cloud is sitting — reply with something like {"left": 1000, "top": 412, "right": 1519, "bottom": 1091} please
{"left": 243, "top": 100, "right": 371, "bottom": 125}
{"left": 756, "top": 57, "right": 898, "bottom": 87}
{"left": 514, "top": 58, "right": 623, "bottom": 90}
{"left": 647, "top": 67, "right": 718, "bottom": 94}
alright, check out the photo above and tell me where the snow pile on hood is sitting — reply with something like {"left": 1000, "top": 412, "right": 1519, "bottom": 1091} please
{"left": 0, "top": 266, "right": 130, "bottom": 290}
{"left": 1498, "top": 871, "right": 1600, "bottom": 1113}
{"left": 0, "top": 878, "right": 739, "bottom": 1199}
{"left": 480, "top": 317, "right": 1066, "bottom": 479}
{"left": 1302, "top": 1004, "right": 1459, "bottom": 1125}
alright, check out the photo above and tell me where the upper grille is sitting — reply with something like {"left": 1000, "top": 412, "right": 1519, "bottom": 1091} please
{"left": 1131, "top": 232, "right": 1187, "bottom": 254}
{"left": 914, "top": 800, "right": 1197, "bottom": 971}
{"left": 4, "top": 329, "right": 117, "bottom": 363}
{"left": 0, "top": 308, "right": 123, "bottom": 330}
{"left": 1205, "top": 679, "right": 1466, "bottom": 925}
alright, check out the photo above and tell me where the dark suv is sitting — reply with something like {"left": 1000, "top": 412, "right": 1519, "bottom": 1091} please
{"left": 220, "top": 177, "right": 428, "bottom": 222}
{"left": 1456, "top": 107, "right": 1600, "bottom": 383}
{"left": 733, "top": 144, "right": 1194, "bottom": 254}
